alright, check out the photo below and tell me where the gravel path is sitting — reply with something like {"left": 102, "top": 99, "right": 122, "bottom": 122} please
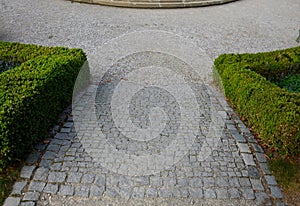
{"left": 1, "top": 0, "right": 300, "bottom": 206}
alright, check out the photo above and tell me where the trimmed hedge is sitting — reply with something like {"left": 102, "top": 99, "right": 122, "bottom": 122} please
{"left": 214, "top": 46, "right": 300, "bottom": 156}
{"left": 0, "top": 41, "right": 88, "bottom": 170}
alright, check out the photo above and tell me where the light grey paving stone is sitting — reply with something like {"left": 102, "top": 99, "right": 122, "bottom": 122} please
{"left": 23, "top": 192, "right": 40, "bottom": 201}
{"left": 172, "top": 188, "right": 188, "bottom": 198}
{"left": 158, "top": 188, "right": 173, "bottom": 198}
{"left": 20, "top": 202, "right": 35, "bottom": 206}
{"left": 75, "top": 185, "right": 90, "bottom": 197}
{"left": 242, "top": 188, "right": 255, "bottom": 200}
{"left": 229, "top": 178, "right": 240, "bottom": 187}
{"left": 203, "top": 177, "right": 215, "bottom": 187}
{"left": 216, "top": 177, "right": 229, "bottom": 187}
{"left": 237, "top": 143, "right": 251, "bottom": 153}
{"left": 11, "top": 181, "right": 27, "bottom": 195}
{"left": 43, "top": 183, "right": 58, "bottom": 194}
{"left": 226, "top": 123, "right": 236, "bottom": 131}
{"left": 134, "top": 176, "right": 150, "bottom": 186}
{"left": 3, "top": 197, "right": 21, "bottom": 206}
{"left": 119, "top": 187, "right": 132, "bottom": 200}
{"left": 131, "top": 187, "right": 145, "bottom": 199}
{"left": 105, "top": 187, "right": 119, "bottom": 198}
{"left": 163, "top": 177, "right": 176, "bottom": 187}
{"left": 48, "top": 172, "right": 66, "bottom": 183}
{"left": 228, "top": 188, "right": 241, "bottom": 199}
{"left": 189, "top": 187, "right": 203, "bottom": 198}
{"left": 145, "top": 188, "right": 158, "bottom": 198}
{"left": 119, "top": 176, "right": 134, "bottom": 187}
{"left": 58, "top": 185, "right": 74, "bottom": 196}
{"left": 269, "top": 186, "right": 283, "bottom": 198}
{"left": 189, "top": 178, "right": 203, "bottom": 187}
{"left": 28, "top": 181, "right": 46, "bottom": 192}
{"left": 150, "top": 176, "right": 163, "bottom": 187}
{"left": 231, "top": 131, "right": 247, "bottom": 143}
{"left": 204, "top": 188, "right": 216, "bottom": 199}
{"left": 215, "top": 188, "right": 229, "bottom": 199}
{"left": 90, "top": 185, "right": 105, "bottom": 197}
{"left": 20, "top": 166, "right": 36, "bottom": 179}
{"left": 50, "top": 163, "right": 62, "bottom": 171}
{"left": 241, "top": 153, "right": 256, "bottom": 166}
{"left": 33, "top": 167, "right": 49, "bottom": 181}
{"left": 239, "top": 178, "right": 252, "bottom": 187}
{"left": 94, "top": 174, "right": 106, "bottom": 186}
{"left": 177, "top": 177, "right": 189, "bottom": 187}
{"left": 67, "top": 172, "right": 82, "bottom": 183}
{"left": 250, "top": 179, "right": 265, "bottom": 191}
{"left": 255, "top": 192, "right": 270, "bottom": 205}
{"left": 265, "top": 175, "right": 278, "bottom": 186}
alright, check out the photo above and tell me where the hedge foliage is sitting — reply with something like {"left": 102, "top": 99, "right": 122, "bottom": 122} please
{"left": 0, "top": 41, "right": 87, "bottom": 170}
{"left": 214, "top": 46, "right": 300, "bottom": 156}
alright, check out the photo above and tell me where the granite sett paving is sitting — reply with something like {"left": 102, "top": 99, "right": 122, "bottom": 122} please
{"left": 2, "top": 0, "right": 300, "bottom": 205}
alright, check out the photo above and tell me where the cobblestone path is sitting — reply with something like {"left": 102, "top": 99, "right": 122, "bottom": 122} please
{"left": 2, "top": 0, "right": 300, "bottom": 205}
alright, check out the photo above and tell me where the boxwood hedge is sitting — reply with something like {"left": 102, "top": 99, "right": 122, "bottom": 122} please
{"left": 0, "top": 41, "right": 88, "bottom": 170}
{"left": 214, "top": 46, "right": 300, "bottom": 157}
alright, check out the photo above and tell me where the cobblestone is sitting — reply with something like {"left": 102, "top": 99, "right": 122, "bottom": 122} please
{"left": 58, "top": 185, "right": 74, "bottom": 196}
{"left": 75, "top": 185, "right": 90, "bottom": 197}
{"left": 81, "top": 173, "right": 95, "bottom": 184}
{"left": 20, "top": 202, "right": 36, "bottom": 206}
{"left": 67, "top": 172, "right": 82, "bottom": 183}
{"left": 33, "top": 168, "right": 48, "bottom": 181}
{"left": 269, "top": 186, "right": 283, "bottom": 198}
{"left": 2, "top": 1, "right": 291, "bottom": 204}
{"left": 90, "top": 185, "right": 105, "bottom": 197}
{"left": 23, "top": 192, "right": 40, "bottom": 201}
{"left": 250, "top": 179, "right": 265, "bottom": 191}
{"left": 20, "top": 166, "right": 36, "bottom": 179}
{"left": 48, "top": 172, "right": 66, "bottom": 183}
{"left": 11, "top": 181, "right": 27, "bottom": 195}
{"left": 43, "top": 183, "right": 58, "bottom": 194}
{"left": 265, "top": 175, "right": 278, "bottom": 186}
{"left": 28, "top": 181, "right": 46, "bottom": 192}
{"left": 3, "top": 197, "right": 21, "bottom": 206}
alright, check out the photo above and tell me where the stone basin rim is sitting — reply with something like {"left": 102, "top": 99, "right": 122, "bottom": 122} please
{"left": 69, "top": 0, "right": 239, "bottom": 9}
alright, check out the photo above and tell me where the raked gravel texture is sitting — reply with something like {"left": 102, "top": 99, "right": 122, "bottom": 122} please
{"left": 1, "top": 0, "right": 300, "bottom": 206}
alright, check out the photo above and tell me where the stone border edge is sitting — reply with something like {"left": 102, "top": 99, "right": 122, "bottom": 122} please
{"left": 68, "top": 0, "right": 239, "bottom": 9}
{"left": 210, "top": 85, "right": 285, "bottom": 206}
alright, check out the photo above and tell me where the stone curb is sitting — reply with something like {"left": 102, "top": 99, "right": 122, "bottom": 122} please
{"left": 69, "top": 0, "right": 239, "bottom": 9}
{"left": 210, "top": 84, "right": 285, "bottom": 206}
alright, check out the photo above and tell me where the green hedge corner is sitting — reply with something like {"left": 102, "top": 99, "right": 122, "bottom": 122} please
{"left": 0, "top": 41, "right": 89, "bottom": 171}
{"left": 213, "top": 46, "right": 300, "bottom": 157}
